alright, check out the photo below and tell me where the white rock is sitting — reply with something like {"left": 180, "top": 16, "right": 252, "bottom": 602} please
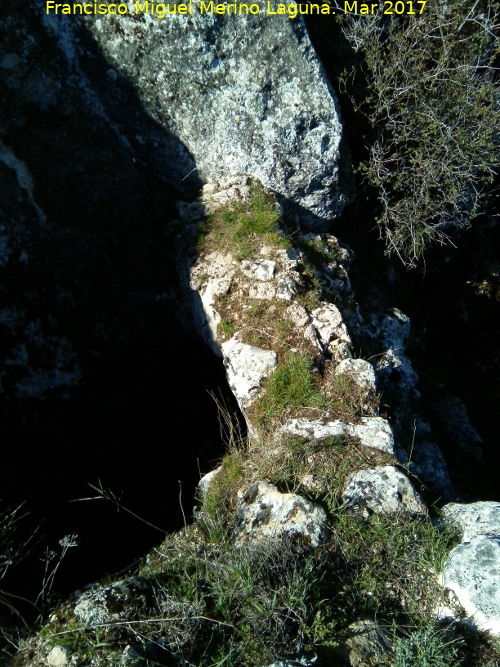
{"left": 222, "top": 336, "right": 277, "bottom": 408}
{"left": 275, "top": 247, "right": 300, "bottom": 271}
{"left": 198, "top": 466, "right": 223, "bottom": 498}
{"left": 442, "top": 502, "right": 500, "bottom": 543}
{"left": 199, "top": 280, "right": 223, "bottom": 351}
{"left": 282, "top": 417, "right": 395, "bottom": 455}
{"left": 335, "top": 358, "right": 377, "bottom": 393}
{"left": 240, "top": 259, "right": 276, "bottom": 281}
{"left": 47, "top": 646, "right": 69, "bottom": 667}
{"left": 329, "top": 338, "right": 351, "bottom": 362}
{"left": 440, "top": 537, "right": 500, "bottom": 635}
{"left": 249, "top": 282, "right": 276, "bottom": 300}
{"left": 201, "top": 177, "right": 253, "bottom": 210}
{"left": 276, "top": 277, "right": 298, "bottom": 301}
{"left": 236, "top": 481, "right": 327, "bottom": 547}
{"left": 86, "top": 9, "right": 347, "bottom": 221}
{"left": 285, "top": 303, "right": 310, "bottom": 328}
{"left": 342, "top": 466, "right": 427, "bottom": 518}
{"left": 311, "top": 304, "right": 349, "bottom": 346}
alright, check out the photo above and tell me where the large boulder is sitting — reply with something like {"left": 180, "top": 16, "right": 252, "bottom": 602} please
{"left": 78, "top": 2, "right": 348, "bottom": 222}
{"left": 439, "top": 501, "right": 500, "bottom": 635}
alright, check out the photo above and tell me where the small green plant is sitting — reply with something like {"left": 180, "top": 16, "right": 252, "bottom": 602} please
{"left": 220, "top": 317, "right": 235, "bottom": 339}
{"left": 200, "top": 181, "right": 289, "bottom": 261}
{"left": 256, "top": 351, "right": 325, "bottom": 419}
{"left": 391, "top": 625, "right": 463, "bottom": 667}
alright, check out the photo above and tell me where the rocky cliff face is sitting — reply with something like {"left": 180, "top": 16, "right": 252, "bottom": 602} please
{"left": 3, "top": 4, "right": 500, "bottom": 666}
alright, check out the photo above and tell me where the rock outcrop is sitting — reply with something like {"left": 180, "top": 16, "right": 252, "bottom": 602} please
{"left": 342, "top": 465, "right": 427, "bottom": 518}
{"left": 5, "top": 4, "right": 499, "bottom": 665}
{"left": 236, "top": 482, "right": 327, "bottom": 548}
{"left": 183, "top": 175, "right": 425, "bottom": 530}
{"left": 438, "top": 502, "right": 500, "bottom": 635}
{"left": 77, "top": 3, "right": 349, "bottom": 222}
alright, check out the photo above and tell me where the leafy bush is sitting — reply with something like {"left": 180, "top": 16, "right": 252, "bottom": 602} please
{"left": 339, "top": 1, "right": 499, "bottom": 266}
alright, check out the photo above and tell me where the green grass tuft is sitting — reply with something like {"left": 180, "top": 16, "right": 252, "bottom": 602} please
{"left": 199, "top": 181, "right": 289, "bottom": 261}
{"left": 257, "top": 351, "right": 325, "bottom": 418}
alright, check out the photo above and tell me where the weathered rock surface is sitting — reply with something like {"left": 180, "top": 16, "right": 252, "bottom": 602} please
{"left": 439, "top": 501, "right": 500, "bottom": 635}
{"left": 81, "top": 4, "right": 348, "bottom": 222}
{"left": 222, "top": 336, "right": 278, "bottom": 408}
{"left": 46, "top": 646, "right": 70, "bottom": 667}
{"left": 342, "top": 465, "right": 427, "bottom": 518}
{"left": 443, "top": 502, "right": 500, "bottom": 542}
{"left": 335, "top": 358, "right": 377, "bottom": 394}
{"left": 236, "top": 482, "right": 327, "bottom": 548}
{"left": 282, "top": 417, "right": 395, "bottom": 455}
{"left": 74, "top": 578, "right": 153, "bottom": 628}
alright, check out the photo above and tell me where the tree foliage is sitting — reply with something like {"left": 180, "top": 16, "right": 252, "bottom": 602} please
{"left": 338, "top": 1, "right": 499, "bottom": 266}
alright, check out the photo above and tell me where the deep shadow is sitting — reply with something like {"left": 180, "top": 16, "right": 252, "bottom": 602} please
{"left": 0, "top": 6, "right": 242, "bottom": 617}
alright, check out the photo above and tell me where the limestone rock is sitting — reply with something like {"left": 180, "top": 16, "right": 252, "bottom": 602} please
{"left": 442, "top": 501, "right": 500, "bottom": 542}
{"left": 342, "top": 466, "right": 427, "bottom": 518}
{"left": 335, "top": 358, "right": 377, "bottom": 394}
{"left": 286, "top": 303, "right": 311, "bottom": 329}
{"left": 311, "top": 304, "right": 350, "bottom": 350}
{"left": 221, "top": 336, "right": 277, "bottom": 408}
{"left": 236, "top": 481, "right": 327, "bottom": 548}
{"left": 241, "top": 259, "right": 276, "bottom": 282}
{"left": 189, "top": 251, "right": 236, "bottom": 353}
{"left": 83, "top": 5, "right": 348, "bottom": 222}
{"left": 276, "top": 276, "right": 299, "bottom": 301}
{"left": 249, "top": 282, "right": 277, "bottom": 300}
{"left": 46, "top": 646, "right": 69, "bottom": 667}
{"left": 74, "top": 578, "right": 152, "bottom": 628}
{"left": 438, "top": 500, "right": 500, "bottom": 634}
{"left": 198, "top": 466, "right": 223, "bottom": 498}
{"left": 335, "top": 358, "right": 378, "bottom": 413}
{"left": 282, "top": 417, "right": 395, "bottom": 456}
{"left": 440, "top": 537, "right": 500, "bottom": 635}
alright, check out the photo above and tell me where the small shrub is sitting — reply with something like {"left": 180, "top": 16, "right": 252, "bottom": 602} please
{"left": 392, "top": 625, "right": 463, "bottom": 667}
{"left": 339, "top": 1, "right": 499, "bottom": 266}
